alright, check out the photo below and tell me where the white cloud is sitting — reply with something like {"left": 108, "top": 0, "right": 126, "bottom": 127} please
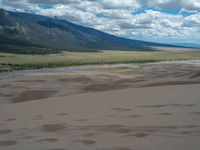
{"left": 138, "top": 0, "right": 200, "bottom": 12}
{"left": 183, "top": 12, "right": 200, "bottom": 27}
{"left": 28, "top": 0, "right": 81, "bottom": 4}
{"left": 0, "top": 0, "right": 200, "bottom": 42}
{"left": 98, "top": 0, "right": 140, "bottom": 9}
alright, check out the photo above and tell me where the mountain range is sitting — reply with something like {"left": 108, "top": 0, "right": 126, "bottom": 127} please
{"left": 0, "top": 9, "right": 179, "bottom": 54}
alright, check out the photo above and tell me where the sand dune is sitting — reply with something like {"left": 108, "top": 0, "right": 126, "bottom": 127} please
{"left": 0, "top": 61, "right": 200, "bottom": 104}
{"left": 0, "top": 62, "right": 200, "bottom": 150}
{"left": 0, "top": 84, "right": 200, "bottom": 150}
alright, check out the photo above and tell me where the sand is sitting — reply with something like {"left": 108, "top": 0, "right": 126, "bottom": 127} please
{"left": 0, "top": 61, "right": 200, "bottom": 104}
{"left": 0, "top": 84, "right": 200, "bottom": 150}
{"left": 0, "top": 61, "right": 200, "bottom": 150}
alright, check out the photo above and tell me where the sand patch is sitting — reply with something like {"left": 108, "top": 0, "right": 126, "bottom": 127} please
{"left": 56, "top": 113, "right": 68, "bottom": 116}
{"left": 139, "top": 104, "right": 169, "bottom": 108}
{"left": 112, "top": 108, "right": 132, "bottom": 112}
{"left": 189, "top": 70, "right": 200, "bottom": 78}
{"left": 6, "top": 118, "right": 17, "bottom": 122}
{"left": 125, "top": 115, "right": 141, "bottom": 118}
{"left": 37, "top": 138, "right": 59, "bottom": 143}
{"left": 98, "top": 147, "right": 132, "bottom": 150}
{"left": 0, "top": 140, "right": 18, "bottom": 146}
{"left": 140, "top": 103, "right": 198, "bottom": 109}
{"left": 75, "top": 119, "right": 88, "bottom": 122}
{"left": 0, "top": 129, "right": 12, "bottom": 135}
{"left": 82, "top": 132, "right": 99, "bottom": 137}
{"left": 190, "top": 112, "right": 200, "bottom": 115}
{"left": 183, "top": 104, "right": 197, "bottom": 107}
{"left": 0, "top": 84, "right": 12, "bottom": 89}
{"left": 45, "top": 148, "right": 68, "bottom": 150}
{"left": 143, "top": 80, "right": 200, "bottom": 87}
{"left": 16, "top": 80, "right": 45, "bottom": 83}
{"left": 59, "top": 76, "right": 92, "bottom": 83}
{"left": 12, "top": 90, "right": 57, "bottom": 103}
{"left": 73, "top": 139, "right": 96, "bottom": 145}
{"left": 40, "top": 124, "right": 66, "bottom": 132}
{"left": 115, "top": 78, "right": 146, "bottom": 84}
{"left": 156, "top": 113, "right": 173, "bottom": 116}
{"left": 88, "top": 125, "right": 133, "bottom": 134}
{"left": 126, "top": 133, "right": 150, "bottom": 138}
{"left": 19, "top": 135, "right": 35, "bottom": 139}
{"left": 83, "top": 84, "right": 127, "bottom": 92}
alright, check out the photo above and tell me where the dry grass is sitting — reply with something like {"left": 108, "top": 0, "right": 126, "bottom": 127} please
{"left": 0, "top": 51, "right": 200, "bottom": 72}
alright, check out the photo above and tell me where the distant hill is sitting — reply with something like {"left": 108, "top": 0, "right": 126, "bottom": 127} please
{"left": 171, "top": 43, "right": 200, "bottom": 48}
{"left": 0, "top": 9, "right": 177, "bottom": 54}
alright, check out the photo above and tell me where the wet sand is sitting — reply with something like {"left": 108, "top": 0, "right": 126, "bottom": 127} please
{"left": 0, "top": 61, "right": 200, "bottom": 149}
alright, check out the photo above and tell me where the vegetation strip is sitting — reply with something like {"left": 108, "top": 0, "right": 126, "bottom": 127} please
{"left": 0, "top": 51, "right": 200, "bottom": 73}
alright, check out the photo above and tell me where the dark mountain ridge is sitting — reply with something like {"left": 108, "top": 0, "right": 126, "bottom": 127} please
{"left": 0, "top": 8, "right": 178, "bottom": 54}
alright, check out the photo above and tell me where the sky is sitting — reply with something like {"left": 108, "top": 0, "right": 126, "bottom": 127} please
{"left": 0, "top": 0, "right": 200, "bottom": 44}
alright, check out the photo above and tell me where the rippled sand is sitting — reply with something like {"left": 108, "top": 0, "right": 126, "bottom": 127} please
{"left": 0, "top": 61, "right": 200, "bottom": 104}
{"left": 0, "top": 62, "right": 200, "bottom": 150}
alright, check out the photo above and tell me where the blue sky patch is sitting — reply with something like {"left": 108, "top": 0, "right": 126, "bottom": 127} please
{"left": 132, "top": 6, "right": 155, "bottom": 15}
{"left": 96, "top": 13, "right": 110, "bottom": 19}
{"left": 38, "top": 4, "right": 53, "bottom": 9}
{"left": 132, "top": 6, "right": 192, "bottom": 17}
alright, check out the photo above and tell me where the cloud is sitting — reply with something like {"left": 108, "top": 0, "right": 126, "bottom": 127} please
{"left": 97, "top": 0, "right": 140, "bottom": 9}
{"left": 28, "top": 0, "right": 80, "bottom": 5}
{"left": 0, "top": 0, "right": 200, "bottom": 43}
{"left": 138, "top": 0, "right": 200, "bottom": 12}
{"left": 182, "top": 13, "right": 200, "bottom": 27}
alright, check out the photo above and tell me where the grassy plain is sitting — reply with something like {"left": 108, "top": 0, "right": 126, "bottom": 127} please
{"left": 0, "top": 51, "right": 200, "bottom": 72}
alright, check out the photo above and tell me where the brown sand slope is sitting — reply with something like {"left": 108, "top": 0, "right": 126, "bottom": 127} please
{"left": 0, "top": 62, "right": 200, "bottom": 105}
{"left": 0, "top": 84, "right": 200, "bottom": 150}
